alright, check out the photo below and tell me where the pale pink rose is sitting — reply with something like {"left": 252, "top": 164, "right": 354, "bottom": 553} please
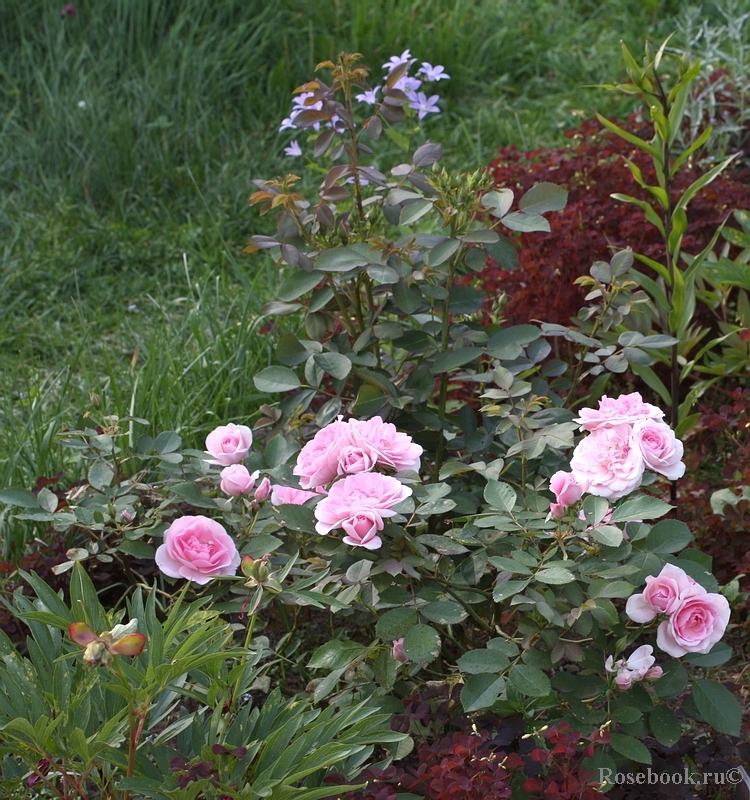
{"left": 614, "top": 671, "right": 634, "bottom": 690}
{"left": 550, "top": 502, "right": 566, "bottom": 518}
{"left": 270, "top": 485, "right": 319, "bottom": 506}
{"left": 155, "top": 515, "right": 240, "bottom": 585}
{"left": 605, "top": 645, "right": 657, "bottom": 690}
{"left": 220, "top": 465, "right": 259, "bottom": 496}
{"left": 632, "top": 419, "right": 685, "bottom": 480}
{"left": 293, "top": 418, "right": 352, "bottom": 489}
{"left": 576, "top": 392, "right": 664, "bottom": 432}
{"left": 656, "top": 585, "right": 731, "bottom": 656}
{"left": 341, "top": 510, "right": 385, "bottom": 550}
{"left": 549, "top": 471, "right": 588, "bottom": 517}
{"left": 205, "top": 423, "right": 253, "bottom": 466}
{"left": 646, "top": 666, "right": 663, "bottom": 679}
{"left": 550, "top": 471, "right": 588, "bottom": 506}
{"left": 623, "top": 644, "right": 657, "bottom": 679}
{"left": 392, "top": 638, "right": 408, "bottom": 663}
{"left": 254, "top": 476, "right": 271, "bottom": 503}
{"left": 337, "top": 445, "right": 376, "bottom": 477}
{"left": 314, "top": 472, "right": 412, "bottom": 538}
{"left": 626, "top": 563, "right": 699, "bottom": 623}
{"left": 348, "top": 417, "right": 423, "bottom": 473}
{"left": 570, "top": 424, "right": 645, "bottom": 500}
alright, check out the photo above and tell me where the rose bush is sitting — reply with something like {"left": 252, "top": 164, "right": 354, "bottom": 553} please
{"left": 0, "top": 46, "right": 744, "bottom": 797}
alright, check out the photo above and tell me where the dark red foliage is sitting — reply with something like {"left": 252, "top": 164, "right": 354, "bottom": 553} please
{"left": 677, "top": 385, "right": 750, "bottom": 596}
{"left": 485, "top": 117, "right": 750, "bottom": 326}
{"left": 331, "top": 716, "right": 607, "bottom": 800}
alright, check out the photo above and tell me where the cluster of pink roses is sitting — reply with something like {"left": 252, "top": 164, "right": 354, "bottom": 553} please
{"left": 275, "top": 416, "right": 422, "bottom": 550}
{"left": 550, "top": 392, "right": 685, "bottom": 514}
{"left": 157, "top": 416, "right": 423, "bottom": 586}
{"left": 156, "top": 422, "right": 260, "bottom": 585}
{"left": 204, "top": 422, "right": 272, "bottom": 502}
{"left": 626, "top": 563, "right": 730, "bottom": 657}
{"left": 293, "top": 416, "right": 422, "bottom": 489}
{"left": 605, "top": 644, "right": 662, "bottom": 690}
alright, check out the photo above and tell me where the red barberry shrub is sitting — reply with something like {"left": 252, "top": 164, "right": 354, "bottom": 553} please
{"left": 677, "top": 385, "right": 750, "bottom": 594}
{"left": 330, "top": 698, "right": 610, "bottom": 800}
{"left": 485, "top": 118, "right": 750, "bottom": 325}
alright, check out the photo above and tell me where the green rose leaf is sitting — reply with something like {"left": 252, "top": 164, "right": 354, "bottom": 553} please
{"left": 655, "top": 661, "right": 688, "bottom": 699}
{"left": 610, "top": 496, "right": 672, "bottom": 522}
{"left": 420, "top": 601, "right": 468, "bottom": 626}
{"left": 492, "top": 580, "right": 528, "bottom": 603}
{"left": 376, "top": 608, "right": 418, "bottom": 641}
{"left": 519, "top": 182, "right": 568, "bottom": 214}
{"left": 684, "top": 642, "right": 732, "bottom": 667}
{"left": 649, "top": 706, "right": 682, "bottom": 747}
{"left": 610, "top": 732, "right": 652, "bottom": 764}
{"left": 484, "top": 480, "right": 516, "bottom": 512}
{"left": 0, "top": 488, "right": 40, "bottom": 508}
{"left": 254, "top": 366, "right": 301, "bottom": 393}
{"left": 403, "top": 624, "right": 441, "bottom": 667}
{"left": 644, "top": 519, "right": 692, "bottom": 554}
{"left": 508, "top": 664, "right": 550, "bottom": 697}
{"left": 461, "top": 674, "right": 505, "bottom": 713}
{"left": 308, "top": 640, "right": 368, "bottom": 670}
{"left": 457, "top": 649, "right": 510, "bottom": 675}
{"left": 535, "top": 567, "right": 576, "bottom": 585}
{"left": 692, "top": 678, "right": 742, "bottom": 737}
{"left": 313, "top": 352, "right": 352, "bottom": 380}
{"left": 432, "top": 347, "right": 482, "bottom": 373}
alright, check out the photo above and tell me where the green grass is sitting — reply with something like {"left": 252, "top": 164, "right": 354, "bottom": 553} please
{"left": 0, "top": 0, "right": 726, "bottom": 552}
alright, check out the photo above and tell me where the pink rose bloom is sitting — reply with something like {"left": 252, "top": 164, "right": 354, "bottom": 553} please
{"left": 576, "top": 392, "right": 664, "bottom": 432}
{"left": 614, "top": 671, "right": 633, "bottom": 690}
{"left": 348, "top": 417, "right": 423, "bottom": 473}
{"left": 646, "top": 666, "right": 663, "bottom": 679}
{"left": 220, "top": 465, "right": 259, "bottom": 496}
{"left": 337, "top": 445, "right": 376, "bottom": 477}
{"left": 314, "top": 472, "right": 412, "bottom": 542}
{"left": 632, "top": 419, "right": 685, "bottom": 480}
{"left": 392, "top": 638, "right": 408, "bottom": 663}
{"left": 626, "top": 563, "right": 699, "bottom": 623}
{"left": 155, "top": 515, "right": 240, "bottom": 585}
{"left": 605, "top": 644, "right": 658, "bottom": 690}
{"left": 549, "top": 471, "right": 588, "bottom": 517}
{"left": 570, "top": 424, "right": 645, "bottom": 500}
{"left": 270, "top": 485, "right": 319, "bottom": 506}
{"left": 293, "top": 418, "right": 352, "bottom": 489}
{"left": 254, "top": 476, "right": 271, "bottom": 503}
{"left": 205, "top": 423, "right": 253, "bottom": 466}
{"left": 341, "top": 509, "right": 385, "bottom": 550}
{"left": 656, "top": 585, "right": 731, "bottom": 656}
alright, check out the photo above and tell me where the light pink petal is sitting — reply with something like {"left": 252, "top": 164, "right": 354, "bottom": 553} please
{"left": 625, "top": 593, "right": 657, "bottom": 623}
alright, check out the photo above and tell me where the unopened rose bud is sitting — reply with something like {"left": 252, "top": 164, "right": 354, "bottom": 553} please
{"left": 254, "top": 477, "right": 271, "bottom": 503}
{"left": 392, "top": 638, "right": 408, "bottom": 664}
